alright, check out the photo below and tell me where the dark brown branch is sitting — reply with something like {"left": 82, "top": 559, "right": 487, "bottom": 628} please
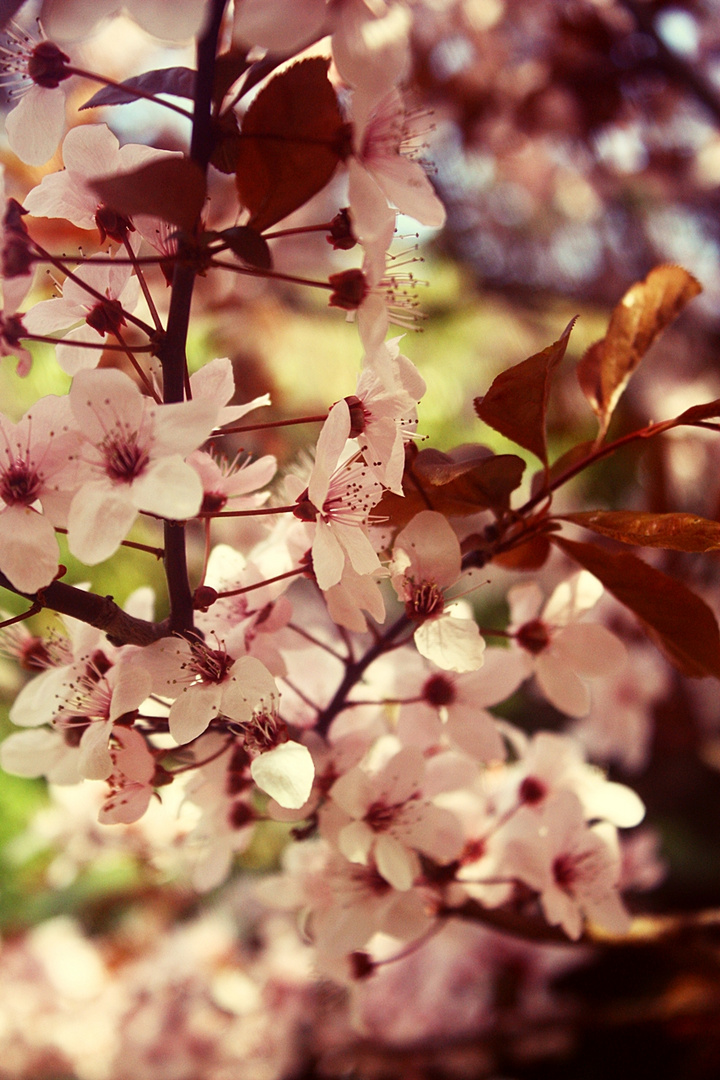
{"left": 0, "top": 571, "right": 168, "bottom": 647}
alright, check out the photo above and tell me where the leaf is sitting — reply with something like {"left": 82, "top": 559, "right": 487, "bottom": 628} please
{"left": 234, "top": 57, "right": 348, "bottom": 233}
{"left": 413, "top": 446, "right": 526, "bottom": 513}
{"left": 474, "top": 318, "right": 576, "bottom": 466}
{"left": 674, "top": 398, "right": 720, "bottom": 425}
{"left": 81, "top": 67, "right": 196, "bottom": 110}
{"left": 493, "top": 534, "right": 551, "bottom": 570}
{"left": 531, "top": 440, "right": 595, "bottom": 499}
{"left": 376, "top": 446, "right": 526, "bottom": 532}
{"left": 215, "top": 226, "right": 272, "bottom": 270}
{"left": 90, "top": 157, "right": 206, "bottom": 233}
{"left": 577, "top": 265, "right": 702, "bottom": 441}
{"left": 561, "top": 511, "right": 720, "bottom": 552}
{"left": 552, "top": 536, "right": 720, "bottom": 678}
{"left": 213, "top": 47, "right": 250, "bottom": 111}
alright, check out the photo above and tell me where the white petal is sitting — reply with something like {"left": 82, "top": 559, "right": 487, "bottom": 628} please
{"left": 414, "top": 613, "right": 486, "bottom": 673}
{"left": 131, "top": 456, "right": 203, "bottom": 519}
{"left": 6, "top": 86, "right": 65, "bottom": 167}
{"left": 67, "top": 482, "right": 138, "bottom": 565}
{"left": 0, "top": 506, "right": 59, "bottom": 592}
{"left": 251, "top": 741, "right": 314, "bottom": 809}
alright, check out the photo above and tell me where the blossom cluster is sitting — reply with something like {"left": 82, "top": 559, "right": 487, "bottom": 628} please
{"left": 0, "top": 0, "right": 692, "bottom": 998}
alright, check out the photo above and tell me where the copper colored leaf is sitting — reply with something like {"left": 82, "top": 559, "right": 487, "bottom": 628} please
{"left": 552, "top": 536, "right": 720, "bottom": 678}
{"left": 235, "top": 57, "right": 347, "bottom": 233}
{"left": 577, "top": 265, "right": 702, "bottom": 441}
{"left": 213, "top": 47, "right": 250, "bottom": 110}
{"left": 90, "top": 158, "right": 206, "bottom": 233}
{"left": 81, "top": 67, "right": 196, "bottom": 110}
{"left": 561, "top": 511, "right": 720, "bottom": 552}
{"left": 493, "top": 534, "right": 551, "bottom": 571}
{"left": 412, "top": 446, "right": 526, "bottom": 514}
{"left": 218, "top": 226, "right": 272, "bottom": 270}
{"left": 376, "top": 446, "right": 525, "bottom": 532}
{"left": 674, "top": 398, "right": 720, "bottom": 425}
{"left": 474, "top": 318, "right": 576, "bottom": 466}
{"left": 531, "top": 440, "right": 595, "bottom": 499}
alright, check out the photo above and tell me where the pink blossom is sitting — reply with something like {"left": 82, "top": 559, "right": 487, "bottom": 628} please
{"left": 1, "top": 30, "right": 72, "bottom": 165}
{"left": 190, "top": 355, "right": 271, "bottom": 429}
{"left": 507, "top": 572, "right": 629, "bottom": 718}
{"left": 99, "top": 725, "right": 156, "bottom": 824}
{"left": 22, "top": 252, "right": 140, "bottom": 374}
{"left": 65, "top": 368, "right": 218, "bottom": 564}
{"left": 326, "top": 744, "right": 464, "bottom": 891}
{"left": 138, "top": 638, "right": 278, "bottom": 745}
{"left": 390, "top": 510, "right": 486, "bottom": 672}
{"left": 347, "top": 340, "right": 425, "bottom": 494}
{"left": 396, "top": 648, "right": 525, "bottom": 762}
{"left": 348, "top": 87, "right": 446, "bottom": 242}
{"left": 23, "top": 123, "right": 179, "bottom": 238}
{"left": 0, "top": 394, "right": 78, "bottom": 591}
{"left": 503, "top": 790, "right": 632, "bottom": 940}
{"left": 294, "top": 398, "right": 384, "bottom": 591}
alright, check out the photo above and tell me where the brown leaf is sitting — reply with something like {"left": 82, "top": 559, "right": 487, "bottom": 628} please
{"left": 552, "top": 536, "right": 720, "bottom": 678}
{"left": 531, "top": 440, "right": 595, "bottom": 499}
{"left": 235, "top": 57, "right": 348, "bottom": 233}
{"left": 674, "top": 398, "right": 720, "bottom": 425}
{"left": 90, "top": 158, "right": 206, "bottom": 233}
{"left": 412, "top": 446, "right": 526, "bottom": 514}
{"left": 493, "top": 534, "right": 551, "bottom": 570}
{"left": 474, "top": 318, "right": 576, "bottom": 466}
{"left": 577, "top": 265, "right": 702, "bottom": 441}
{"left": 561, "top": 511, "right": 720, "bottom": 552}
{"left": 81, "top": 67, "right": 196, "bottom": 110}
{"left": 375, "top": 446, "right": 526, "bottom": 533}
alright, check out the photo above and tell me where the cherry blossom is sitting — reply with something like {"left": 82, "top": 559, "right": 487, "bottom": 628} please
{"left": 390, "top": 510, "right": 486, "bottom": 672}
{"left": 395, "top": 648, "right": 525, "bottom": 762}
{"left": 506, "top": 572, "right": 629, "bottom": 718}
{"left": 348, "top": 87, "right": 446, "bottom": 243}
{"left": 65, "top": 367, "right": 218, "bottom": 564}
{"left": 195, "top": 543, "right": 291, "bottom": 677}
{"left": 0, "top": 393, "right": 78, "bottom": 591}
{"left": 328, "top": 218, "right": 423, "bottom": 354}
{"left": 188, "top": 447, "right": 277, "bottom": 516}
{"left": 22, "top": 124, "right": 179, "bottom": 239}
{"left": 22, "top": 252, "right": 141, "bottom": 375}
{"left": 190, "top": 356, "right": 271, "bottom": 430}
{"left": 98, "top": 725, "right": 156, "bottom": 824}
{"left": 1, "top": 28, "right": 72, "bottom": 165}
{"left": 325, "top": 743, "right": 465, "bottom": 891}
{"left": 345, "top": 340, "right": 425, "bottom": 494}
{"left": 503, "top": 790, "right": 632, "bottom": 940}
{"left": 6, "top": 632, "right": 151, "bottom": 781}
{"left": 293, "top": 398, "right": 384, "bottom": 591}
{"left": 137, "top": 638, "right": 279, "bottom": 745}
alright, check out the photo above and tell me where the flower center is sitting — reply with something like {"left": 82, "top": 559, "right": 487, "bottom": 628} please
{"left": 552, "top": 853, "right": 579, "bottom": 892}
{"left": 406, "top": 580, "right": 444, "bottom": 620}
{"left": 26, "top": 40, "right": 71, "bottom": 88}
{"left": 103, "top": 437, "right": 150, "bottom": 483}
{"left": 328, "top": 268, "right": 369, "bottom": 311}
{"left": 86, "top": 297, "right": 126, "bottom": 337}
{"left": 519, "top": 775, "right": 547, "bottom": 805}
{"left": 422, "top": 673, "right": 456, "bottom": 707}
{"left": 516, "top": 618, "right": 550, "bottom": 654}
{"left": 0, "top": 459, "right": 41, "bottom": 505}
